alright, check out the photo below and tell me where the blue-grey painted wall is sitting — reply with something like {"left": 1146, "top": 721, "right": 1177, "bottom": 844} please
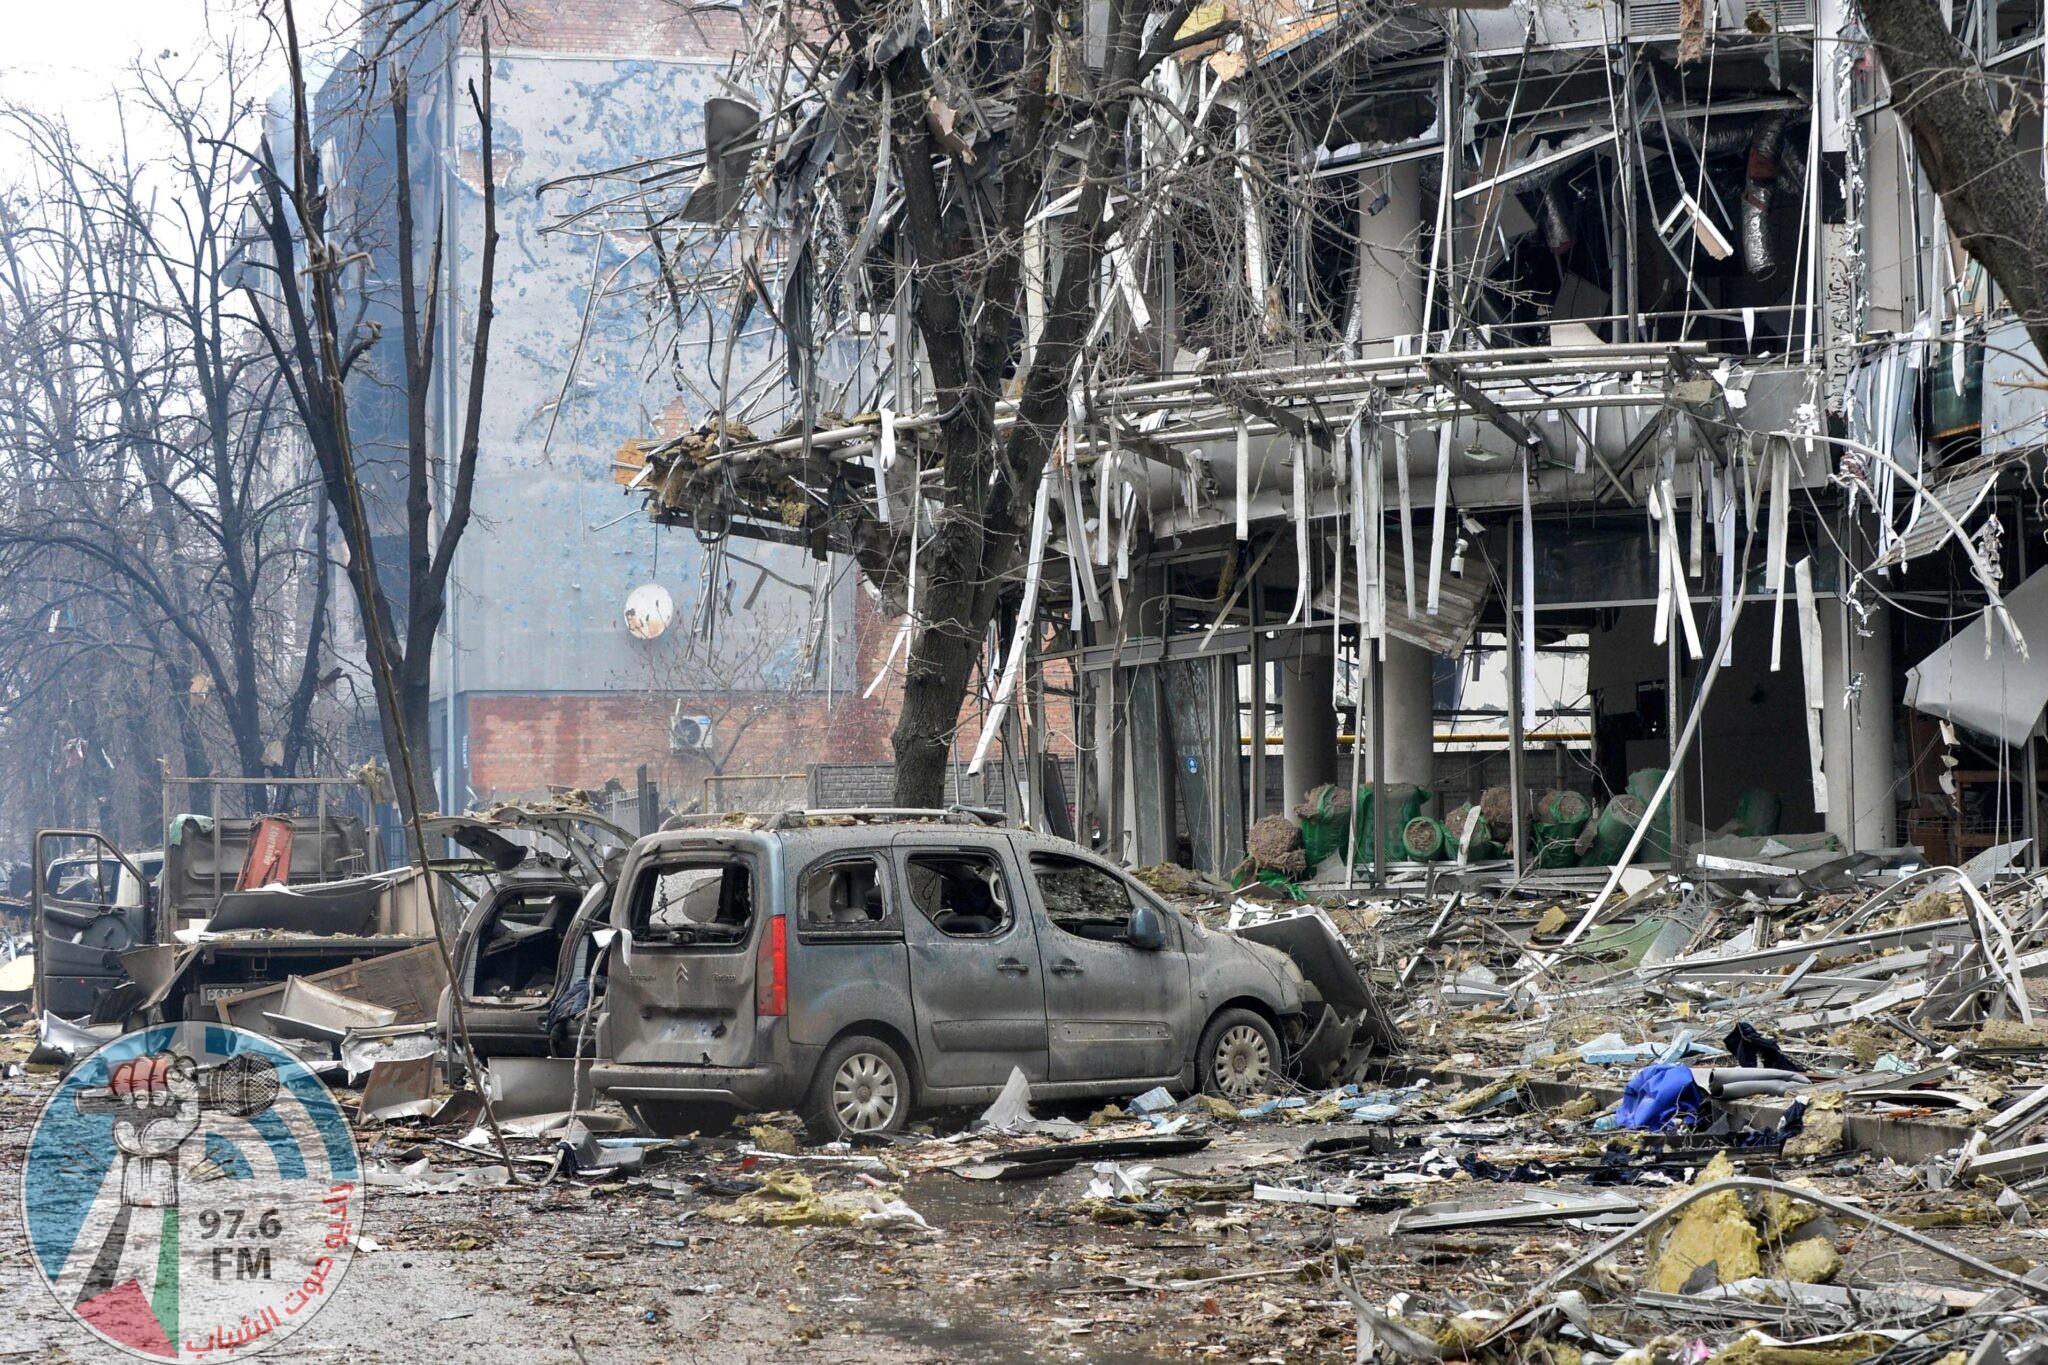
{"left": 435, "top": 49, "right": 847, "bottom": 699}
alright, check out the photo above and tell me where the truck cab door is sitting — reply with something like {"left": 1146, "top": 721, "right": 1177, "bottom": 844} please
{"left": 1027, "top": 851, "right": 1192, "bottom": 1084}
{"left": 33, "top": 831, "right": 152, "bottom": 1021}
{"left": 893, "top": 833, "right": 1049, "bottom": 1089}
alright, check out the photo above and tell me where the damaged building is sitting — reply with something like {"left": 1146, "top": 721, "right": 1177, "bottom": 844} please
{"left": 611, "top": 0, "right": 2048, "bottom": 882}
{"left": 314, "top": 0, "right": 900, "bottom": 827}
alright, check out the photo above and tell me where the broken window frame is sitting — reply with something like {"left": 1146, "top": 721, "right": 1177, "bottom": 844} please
{"left": 796, "top": 853, "right": 902, "bottom": 943}
{"left": 902, "top": 850, "right": 1016, "bottom": 941}
{"left": 626, "top": 855, "right": 759, "bottom": 947}
{"left": 1029, "top": 852, "right": 1156, "bottom": 947}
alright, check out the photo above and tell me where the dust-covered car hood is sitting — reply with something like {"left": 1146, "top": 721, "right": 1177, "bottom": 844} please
{"left": 1194, "top": 916, "right": 1312, "bottom": 1006}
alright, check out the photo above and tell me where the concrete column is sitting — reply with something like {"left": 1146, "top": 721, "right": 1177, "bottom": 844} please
{"left": 1280, "top": 652, "right": 1339, "bottom": 808}
{"left": 1355, "top": 161, "right": 1423, "bottom": 354}
{"left": 1355, "top": 162, "right": 1433, "bottom": 800}
{"left": 1821, "top": 600, "right": 1895, "bottom": 851}
{"left": 1377, "top": 638, "right": 1437, "bottom": 792}
{"left": 1121, "top": 566, "right": 1175, "bottom": 865}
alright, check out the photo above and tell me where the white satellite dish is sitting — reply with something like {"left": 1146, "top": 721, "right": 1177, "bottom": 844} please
{"left": 623, "top": 583, "right": 674, "bottom": 640}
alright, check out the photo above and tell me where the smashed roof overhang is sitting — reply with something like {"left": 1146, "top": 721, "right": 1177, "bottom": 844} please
{"left": 623, "top": 342, "right": 1821, "bottom": 560}
{"left": 1904, "top": 565, "right": 2048, "bottom": 748}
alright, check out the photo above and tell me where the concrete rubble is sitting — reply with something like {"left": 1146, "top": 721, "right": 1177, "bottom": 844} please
{"left": 17, "top": 828, "right": 2048, "bottom": 1359}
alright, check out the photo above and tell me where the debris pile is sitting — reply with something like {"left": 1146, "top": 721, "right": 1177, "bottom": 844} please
{"left": 18, "top": 796, "right": 2048, "bottom": 1359}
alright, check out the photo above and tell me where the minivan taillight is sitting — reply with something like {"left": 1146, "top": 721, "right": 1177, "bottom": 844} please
{"left": 755, "top": 914, "right": 788, "bottom": 1017}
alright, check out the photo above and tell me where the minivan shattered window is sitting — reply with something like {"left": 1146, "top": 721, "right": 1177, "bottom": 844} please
{"left": 802, "top": 857, "right": 894, "bottom": 934}
{"left": 904, "top": 852, "right": 1010, "bottom": 938}
{"left": 1032, "top": 855, "right": 1143, "bottom": 943}
{"left": 633, "top": 861, "right": 753, "bottom": 944}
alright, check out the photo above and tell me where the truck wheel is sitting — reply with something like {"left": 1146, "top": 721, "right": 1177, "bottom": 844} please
{"left": 1199, "top": 1009, "right": 1281, "bottom": 1099}
{"left": 802, "top": 1034, "right": 911, "bottom": 1142}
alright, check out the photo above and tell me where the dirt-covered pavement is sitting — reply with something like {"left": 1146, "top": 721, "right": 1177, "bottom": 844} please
{"left": 11, "top": 1046, "right": 2048, "bottom": 1362}
{"left": 0, "top": 1061, "right": 1386, "bottom": 1363}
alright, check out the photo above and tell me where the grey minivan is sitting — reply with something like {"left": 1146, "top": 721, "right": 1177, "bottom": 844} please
{"left": 590, "top": 812, "right": 1379, "bottom": 1140}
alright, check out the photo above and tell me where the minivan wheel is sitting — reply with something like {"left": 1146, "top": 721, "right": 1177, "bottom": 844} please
{"left": 803, "top": 1035, "right": 911, "bottom": 1142}
{"left": 1199, "top": 1009, "right": 1281, "bottom": 1099}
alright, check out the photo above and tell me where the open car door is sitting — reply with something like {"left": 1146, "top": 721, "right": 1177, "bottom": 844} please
{"left": 423, "top": 808, "right": 632, "bottom": 886}
{"left": 448, "top": 879, "right": 603, "bottom": 1057}
{"left": 432, "top": 807, "right": 633, "bottom": 1067}
{"left": 32, "top": 830, "right": 153, "bottom": 1021}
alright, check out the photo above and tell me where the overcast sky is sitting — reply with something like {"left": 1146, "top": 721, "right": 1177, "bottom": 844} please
{"left": 0, "top": 1, "right": 355, "bottom": 173}
{"left": 2, "top": 2, "right": 232, "bottom": 152}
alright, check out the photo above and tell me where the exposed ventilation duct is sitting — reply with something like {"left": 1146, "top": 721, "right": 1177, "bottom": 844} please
{"left": 1537, "top": 182, "right": 1576, "bottom": 254}
{"left": 1741, "top": 113, "right": 1790, "bottom": 278}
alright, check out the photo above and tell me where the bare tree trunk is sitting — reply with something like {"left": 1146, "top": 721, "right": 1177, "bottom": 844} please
{"left": 878, "top": 0, "right": 1165, "bottom": 808}
{"left": 248, "top": 4, "right": 500, "bottom": 830}
{"left": 280, "top": 500, "right": 335, "bottom": 778}
{"left": 1859, "top": 0, "right": 2048, "bottom": 364}
{"left": 891, "top": 581, "right": 985, "bottom": 805}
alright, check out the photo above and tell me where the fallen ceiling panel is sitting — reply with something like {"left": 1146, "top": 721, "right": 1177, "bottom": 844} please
{"left": 1872, "top": 454, "right": 2004, "bottom": 570}
{"left": 1313, "top": 564, "right": 1490, "bottom": 656}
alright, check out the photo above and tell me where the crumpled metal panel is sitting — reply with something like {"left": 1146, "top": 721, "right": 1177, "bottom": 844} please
{"left": 1870, "top": 453, "right": 2003, "bottom": 570}
{"left": 1313, "top": 566, "right": 1489, "bottom": 658}
{"left": 1903, "top": 565, "right": 2048, "bottom": 747}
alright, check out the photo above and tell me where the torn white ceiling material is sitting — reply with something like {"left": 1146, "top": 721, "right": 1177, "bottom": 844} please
{"left": 1903, "top": 566, "right": 2048, "bottom": 747}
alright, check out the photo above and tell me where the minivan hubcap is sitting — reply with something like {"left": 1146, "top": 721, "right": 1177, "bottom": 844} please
{"left": 1214, "top": 1025, "right": 1272, "bottom": 1095}
{"left": 832, "top": 1053, "right": 900, "bottom": 1131}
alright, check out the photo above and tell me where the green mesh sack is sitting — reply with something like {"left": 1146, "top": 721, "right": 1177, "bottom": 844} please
{"left": 1734, "top": 788, "right": 1782, "bottom": 838}
{"left": 1231, "top": 866, "right": 1307, "bottom": 899}
{"left": 1294, "top": 783, "right": 1354, "bottom": 869}
{"left": 1581, "top": 794, "right": 1646, "bottom": 866}
{"left": 1354, "top": 784, "right": 1429, "bottom": 870}
{"left": 1531, "top": 790, "right": 1593, "bottom": 868}
{"left": 1401, "top": 816, "right": 1447, "bottom": 861}
{"left": 1625, "top": 769, "right": 1674, "bottom": 861}
{"left": 1444, "top": 804, "right": 1502, "bottom": 861}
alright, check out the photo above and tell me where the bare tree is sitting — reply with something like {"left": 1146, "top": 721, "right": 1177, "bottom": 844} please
{"left": 613, "top": 0, "right": 1240, "bottom": 807}
{"left": 0, "top": 117, "right": 195, "bottom": 842}
{"left": 243, "top": 1, "right": 501, "bottom": 827}
{"left": 0, "top": 66, "right": 341, "bottom": 834}
{"left": 1858, "top": 0, "right": 2048, "bottom": 366}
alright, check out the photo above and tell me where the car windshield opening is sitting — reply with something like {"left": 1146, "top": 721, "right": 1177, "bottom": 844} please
{"left": 471, "top": 887, "right": 582, "bottom": 999}
{"left": 636, "top": 860, "right": 754, "bottom": 945}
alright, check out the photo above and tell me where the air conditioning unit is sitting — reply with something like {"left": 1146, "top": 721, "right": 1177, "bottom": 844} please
{"left": 1624, "top": 0, "right": 1813, "bottom": 35}
{"left": 669, "top": 705, "right": 716, "bottom": 754}
{"left": 1625, "top": 0, "right": 1687, "bottom": 35}
{"left": 1750, "top": 0, "right": 1814, "bottom": 28}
